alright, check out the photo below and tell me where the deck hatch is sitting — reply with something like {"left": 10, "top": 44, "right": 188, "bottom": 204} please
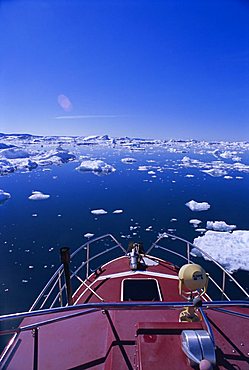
{"left": 122, "top": 278, "right": 162, "bottom": 301}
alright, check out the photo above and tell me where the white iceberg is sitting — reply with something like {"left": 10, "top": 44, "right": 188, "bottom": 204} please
{"left": 206, "top": 221, "right": 236, "bottom": 232}
{"left": 186, "top": 200, "right": 210, "bottom": 211}
{"left": 145, "top": 226, "right": 153, "bottom": 231}
{"left": 138, "top": 166, "right": 150, "bottom": 171}
{"left": 195, "top": 228, "right": 206, "bottom": 233}
{"left": 189, "top": 219, "right": 202, "bottom": 226}
{"left": 91, "top": 209, "right": 108, "bottom": 215}
{"left": 0, "top": 189, "right": 11, "bottom": 203}
{"left": 202, "top": 168, "right": 227, "bottom": 177}
{"left": 121, "top": 158, "right": 137, "bottom": 164}
{"left": 28, "top": 191, "right": 50, "bottom": 200}
{"left": 76, "top": 160, "right": 116, "bottom": 174}
{"left": 113, "top": 209, "right": 123, "bottom": 214}
{"left": 84, "top": 233, "right": 95, "bottom": 238}
{"left": 193, "top": 230, "right": 249, "bottom": 272}
{"left": 1, "top": 148, "right": 30, "bottom": 159}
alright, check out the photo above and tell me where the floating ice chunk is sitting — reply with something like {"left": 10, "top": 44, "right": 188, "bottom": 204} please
{"left": 84, "top": 233, "right": 94, "bottom": 238}
{"left": 28, "top": 191, "right": 50, "bottom": 200}
{"left": 76, "top": 159, "right": 116, "bottom": 174}
{"left": 193, "top": 230, "right": 249, "bottom": 272}
{"left": 113, "top": 209, "right": 123, "bottom": 214}
{"left": 1, "top": 148, "right": 30, "bottom": 159}
{"left": 170, "top": 218, "right": 177, "bottom": 222}
{"left": 189, "top": 219, "right": 202, "bottom": 226}
{"left": 145, "top": 226, "right": 153, "bottom": 231}
{"left": 190, "top": 247, "right": 203, "bottom": 257}
{"left": 186, "top": 200, "right": 210, "bottom": 211}
{"left": 224, "top": 176, "right": 233, "bottom": 180}
{"left": 236, "top": 176, "right": 243, "bottom": 180}
{"left": 0, "top": 160, "right": 15, "bottom": 174}
{"left": 182, "top": 156, "right": 191, "bottom": 163}
{"left": 14, "top": 158, "right": 38, "bottom": 171}
{"left": 185, "top": 174, "right": 194, "bottom": 178}
{"left": 195, "top": 228, "right": 206, "bottom": 233}
{"left": 32, "top": 214, "right": 38, "bottom": 217}
{"left": 0, "top": 189, "right": 11, "bottom": 203}
{"left": 148, "top": 171, "right": 156, "bottom": 175}
{"left": 91, "top": 209, "right": 107, "bottom": 215}
{"left": 121, "top": 157, "right": 137, "bottom": 164}
{"left": 206, "top": 221, "right": 236, "bottom": 232}
{"left": 138, "top": 166, "right": 150, "bottom": 171}
{"left": 202, "top": 168, "right": 227, "bottom": 177}
{"left": 220, "top": 151, "right": 240, "bottom": 161}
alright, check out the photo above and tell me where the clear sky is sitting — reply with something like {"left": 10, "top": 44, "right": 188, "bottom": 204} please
{"left": 0, "top": 0, "right": 249, "bottom": 140}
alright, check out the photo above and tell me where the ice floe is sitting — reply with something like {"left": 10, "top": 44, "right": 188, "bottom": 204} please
{"left": 186, "top": 200, "right": 210, "bottom": 211}
{"left": 189, "top": 219, "right": 202, "bottom": 226}
{"left": 145, "top": 226, "right": 153, "bottom": 231}
{"left": 202, "top": 168, "right": 227, "bottom": 177}
{"left": 84, "top": 233, "right": 95, "bottom": 238}
{"left": 1, "top": 148, "right": 30, "bottom": 159}
{"left": 193, "top": 230, "right": 249, "bottom": 272}
{"left": 121, "top": 157, "right": 137, "bottom": 164}
{"left": 28, "top": 191, "right": 50, "bottom": 200}
{"left": 206, "top": 221, "right": 236, "bottom": 232}
{"left": 76, "top": 159, "right": 116, "bottom": 174}
{"left": 90, "top": 209, "right": 108, "bottom": 215}
{"left": 0, "top": 189, "right": 11, "bottom": 203}
{"left": 113, "top": 209, "right": 124, "bottom": 214}
{"left": 1, "top": 133, "right": 249, "bottom": 178}
{"left": 138, "top": 166, "right": 150, "bottom": 171}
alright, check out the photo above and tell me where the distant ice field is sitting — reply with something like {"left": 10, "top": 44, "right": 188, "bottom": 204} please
{"left": 0, "top": 135, "right": 249, "bottom": 315}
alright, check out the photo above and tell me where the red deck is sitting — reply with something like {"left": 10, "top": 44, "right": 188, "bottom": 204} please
{"left": 1, "top": 256, "right": 249, "bottom": 369}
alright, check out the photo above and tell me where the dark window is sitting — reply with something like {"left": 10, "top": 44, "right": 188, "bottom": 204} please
{"left": 122, "top": 279, "right": 161, "bottom": 301}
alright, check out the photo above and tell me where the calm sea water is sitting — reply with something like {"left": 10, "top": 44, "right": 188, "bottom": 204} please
{"left": 1, "top": 146, "right": 249, "bottom": 319}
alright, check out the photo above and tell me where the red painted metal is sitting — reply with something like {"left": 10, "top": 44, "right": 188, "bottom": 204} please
{"left": 1, "top": 255, "right": 249, "bottom": 369}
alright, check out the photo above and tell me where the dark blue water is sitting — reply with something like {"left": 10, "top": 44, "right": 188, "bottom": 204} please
{"left": 1, "top": 147, "right": 249, "bottom": 318}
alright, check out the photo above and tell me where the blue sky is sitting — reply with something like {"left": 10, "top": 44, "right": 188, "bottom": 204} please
{"left": 0, "top": 0, "right": 249, "bottom": 140}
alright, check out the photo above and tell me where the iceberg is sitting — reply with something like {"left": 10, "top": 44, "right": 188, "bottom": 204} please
{"left": 121, "top": 158, "right": 137, "bottom": 164}
{"left": 84, "top": 233, "right": 95, "bottom": 238}
{"left": 202, "top": 168, "right": 227, "bottom": 177}
{"left": 76, "top": 160, "right": 116, "bottom": 174}
{"left": 91, "top": 209, "right": 108, "bottom": 215}
{"left": 189, "top": 219, "right": 202, "bottom": 226}
{"left": 113, "top": 209, "right": 123, "bottom": 214}
{"left": 193, "top": 230, "right": 249, "bottom": 272}
{"left": 0, "top": 159, "right": 16, "bottom": 174}
{"left": 28, "top": 191, "right": 50, "bottom": 200}
{"left": 0, "top": 189, "right": 11, "bottom": 203}
{"left": 186, "top": 200, "right": 210, "bottom": 211}
{"left": 138, "top": 166, "right": 150, "bottom": 171}
{"left": 1, "top": 148, "right": 30, "bottom": 159}
{"left": 206, "top": 221, "right": 236, "bottom": 232}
